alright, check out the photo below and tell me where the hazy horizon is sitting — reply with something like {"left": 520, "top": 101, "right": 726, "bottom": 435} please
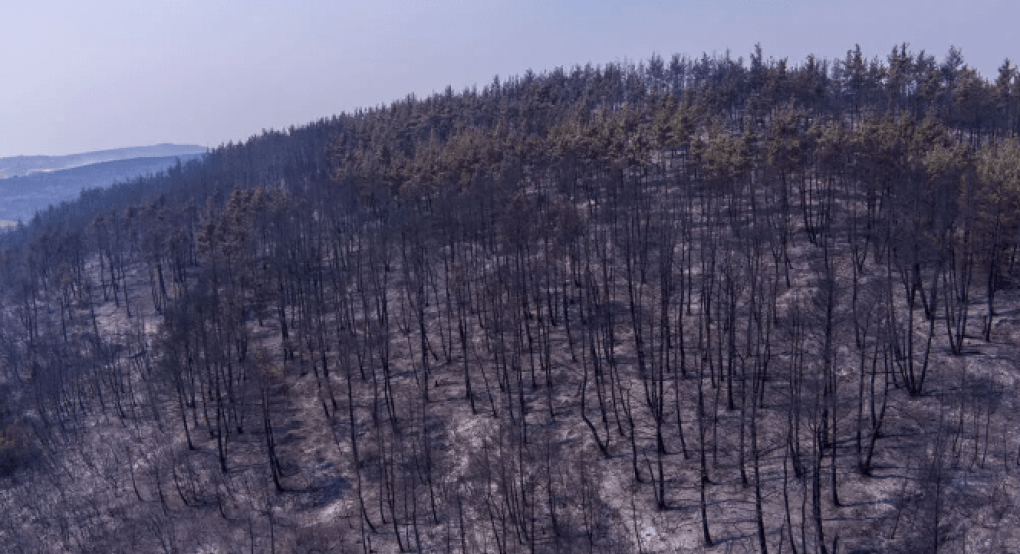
{"left": 2, "top": 0, "right": 1015, "bottom": 158}
{"left": 0, "top": 143, "right": 208, "bottom": 160}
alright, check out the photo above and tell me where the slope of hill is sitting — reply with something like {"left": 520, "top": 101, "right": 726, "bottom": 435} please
{"left": 1, "top": 46, "right": 1020, "bottom": 554}
{"left": 0, "top": 153, "right": 204, "bottom": 222}
{"left": 0, "top": 143, "right": 206, "bottom": 179}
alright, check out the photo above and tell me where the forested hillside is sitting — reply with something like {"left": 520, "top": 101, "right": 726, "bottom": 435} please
{"left": 2, "top": 44, "right": 1020, "bottom": 553}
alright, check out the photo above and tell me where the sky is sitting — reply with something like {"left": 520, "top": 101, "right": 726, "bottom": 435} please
{"left": 0, "top": 0, "right": 1015, "bottom": 158}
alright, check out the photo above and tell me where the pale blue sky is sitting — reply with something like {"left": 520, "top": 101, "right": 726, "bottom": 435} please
{"left": 1, "top": 0, "right": 1014, "bottom": 157}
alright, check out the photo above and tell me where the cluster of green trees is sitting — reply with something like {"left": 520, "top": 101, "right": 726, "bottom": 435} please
{"left": 1, "top": 44, "right": 1020, "bottom": 553}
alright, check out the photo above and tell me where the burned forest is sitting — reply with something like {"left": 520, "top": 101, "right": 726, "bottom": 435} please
{"left": 3, "top": 45, "right": 1020, "bottom": 553}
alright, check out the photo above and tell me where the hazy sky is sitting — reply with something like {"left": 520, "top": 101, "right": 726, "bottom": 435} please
{"left": 1, "top": 0, "right": 1015, "bottom": 157}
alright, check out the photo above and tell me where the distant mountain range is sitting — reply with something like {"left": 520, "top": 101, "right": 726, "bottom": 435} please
{"left": 0, "top": 144, "right": 207, "bottom": 179}
{"left": 0, "top": 144, "right": 206, "bottom": 222}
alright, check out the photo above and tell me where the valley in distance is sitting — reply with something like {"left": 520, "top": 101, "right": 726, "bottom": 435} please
{"left": 0, "top": 144, "right": 207, "bottom": 224}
